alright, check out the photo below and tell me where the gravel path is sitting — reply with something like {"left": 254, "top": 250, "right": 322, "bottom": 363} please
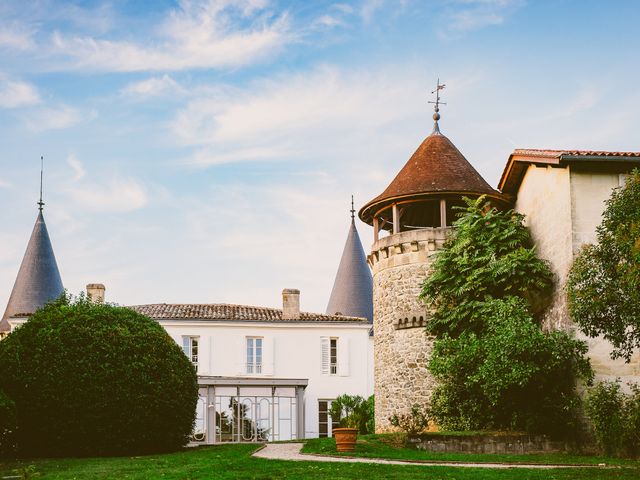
{"left": 252, "top": 443, "right": 606, "bottom": 469}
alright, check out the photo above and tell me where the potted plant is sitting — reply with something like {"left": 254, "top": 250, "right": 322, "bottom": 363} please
{"left": 329, "top": 394, "right": 370, "bottom": 452}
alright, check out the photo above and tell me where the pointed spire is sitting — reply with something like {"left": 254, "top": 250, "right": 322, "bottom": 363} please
{"left": 38, "top": 156, "right": 44, "bottom": 211}
{"left": 428, "top": 78, "right": 446, "bottom": 135}
{"left": 1, "top": 161, "right": 63, "bottom": 332}
{"left": 326, "top": 198, "right": 373, "bottom": 323}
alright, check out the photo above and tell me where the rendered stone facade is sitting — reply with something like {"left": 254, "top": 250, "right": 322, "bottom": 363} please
{"left": 369, "top": 228, "right": 450, "bottom": 432}
{"left": 511, "top": 163, "right": 640, "bottom": 386}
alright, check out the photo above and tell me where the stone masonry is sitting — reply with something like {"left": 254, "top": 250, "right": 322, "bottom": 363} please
{"left": 369, "top": 228, "right": 450, "bottom": 432}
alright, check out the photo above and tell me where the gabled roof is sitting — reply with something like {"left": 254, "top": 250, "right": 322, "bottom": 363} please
{"left": 499, "top": 148, "right": 640, "bottom": 196}
{"left": 129, "top": 303, "right": 368, "bottom": 324}
{"left": 360, "top": 131, "right": 503, "bottom": 224}
{"left": 326, "top": 219, "right": 373, "bottom": 323}
{"left": 1, "top": 211, "right": 64, "bottom": 331}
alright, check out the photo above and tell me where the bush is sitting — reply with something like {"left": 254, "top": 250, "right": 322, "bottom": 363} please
{"left": 389, "top": 404, "right": 429, "bottom": 435}
{"left": 0, "top": 389, "right": 16, "bottom": 458}
{"left": 428, "top": 297, "right": 592, "bottom": 437}
{"left": 0, "top": 294, "right": 198, "bottom": 457}
{"left": 329, "top": 394, "right": 374, "bottom": 434}
{"left": 586, "top": 381, "right": 640, "bottom": 457}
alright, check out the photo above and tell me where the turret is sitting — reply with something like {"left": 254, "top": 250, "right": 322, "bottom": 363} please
{"left": 1, "top": 158, "right": 64, "bottom": 332}
{"left": 359, "top": 82, "right": 507, "bottom": 432}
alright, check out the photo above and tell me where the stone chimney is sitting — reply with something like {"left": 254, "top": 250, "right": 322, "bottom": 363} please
{"left": 86, "top": 283, "right": 105, "bottom": 303}
{"left": 282, "top": 288, "right": 300, "bottom": 320}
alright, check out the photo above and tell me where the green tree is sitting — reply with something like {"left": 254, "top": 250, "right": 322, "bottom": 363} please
{"left": 420, "top": 197, "right": 553, "bottom": 337}
{"left": 421, "top": 198, "right": 592, "bottom": 436}
{"left": 428, "top": 297, "right": 592, "bottom": 435}
{"left": 0, "top": 294, "right": 198, "bottom": 457}
{"left": 567, "top": 169, "right": 640, "bottom": 362}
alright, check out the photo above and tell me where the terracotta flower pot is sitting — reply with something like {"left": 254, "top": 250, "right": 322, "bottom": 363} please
{"left": 333, "top": 427, "right": 358, "bottom": 452}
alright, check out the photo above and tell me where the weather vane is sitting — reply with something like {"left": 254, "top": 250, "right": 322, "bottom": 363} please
{"left": 38, "top": 156, "right": 45, "bottom": 211}
{"left": 428, "top": 78, "right": 446, "bottom": 133}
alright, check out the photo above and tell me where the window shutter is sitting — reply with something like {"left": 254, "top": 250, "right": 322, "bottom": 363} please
{"left": 321, "top": 337, "right": 330, "bottom": 375}
{"left": 338, "top": 337, "right": 349, "bottom": 376}
{"left": 262, "top": 336, "right": 274, "bottom": 376}
{"left": 238, "top": 336, "right": 247, "bottom": 375}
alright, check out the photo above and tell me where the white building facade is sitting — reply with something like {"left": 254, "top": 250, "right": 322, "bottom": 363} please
{"left": 130, "top": 289, "right": 374, "bottom": 443}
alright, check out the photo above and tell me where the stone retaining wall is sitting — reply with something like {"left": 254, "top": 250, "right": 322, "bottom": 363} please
{"left": 409, "top": 433, "right": 569, "bottom": 454}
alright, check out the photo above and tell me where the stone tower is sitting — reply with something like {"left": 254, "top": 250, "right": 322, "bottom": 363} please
{"left": 358, "top": 104, "right": 507, "bottom": 431}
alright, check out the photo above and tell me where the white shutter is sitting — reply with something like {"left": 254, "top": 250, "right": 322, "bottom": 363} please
{"left": 320, "top": 336, "right": 330, "bottom": 375}
{"left": 262, "top": 336, "right": 274, "bottom": 376}
{"left": 237, "top": 336, "right": 247, "bottom": 375}
{"left": 338, "top": 337, "right": 350, "bottom": 377}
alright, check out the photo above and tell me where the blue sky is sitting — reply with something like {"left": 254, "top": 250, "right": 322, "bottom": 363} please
{"left": 1, "top": 0, "right": 639, "bottom": 313}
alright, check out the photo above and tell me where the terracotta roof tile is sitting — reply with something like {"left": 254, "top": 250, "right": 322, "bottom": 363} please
{"left": 129, "top": 303, "right": 368, "bottom": 323}
{"left": 360, "top": 132, "right": 503, "bottom": 223}
{"left": 512, "top": 149, "right": 640, "bottom": 159}
{"left": 499, "top": 148, "right": 640, "bottom": 195}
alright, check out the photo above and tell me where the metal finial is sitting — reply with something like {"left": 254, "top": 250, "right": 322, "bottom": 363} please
{"left": 350, "top": 195, "right": 355, "bottom": 221}
{"left": 428, "top": 78, "right": 446, "bottom": 134}
{"left": 38, "top": 156, "right": 45, "bottom": 211}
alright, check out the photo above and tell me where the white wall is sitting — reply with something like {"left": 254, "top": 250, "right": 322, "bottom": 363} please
{"left": 514, "top": 164, "right": 640, "bottom": 387}
{"left": 162, "top": 321, "right": 373, "bottom": 438}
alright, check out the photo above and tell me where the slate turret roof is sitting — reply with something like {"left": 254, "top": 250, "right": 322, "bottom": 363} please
{"left": 1, "top": 211, "right": 64, "bottom": 331}
{"left": 325, "top": 216, "right": 373, "bottom": 323}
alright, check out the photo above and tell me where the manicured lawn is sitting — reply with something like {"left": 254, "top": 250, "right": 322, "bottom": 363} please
{"left": 302, "top": 434, "right": 640, "bottom": 466}
{"left": 0, "top": 442, "right": 637, "bottom": 479}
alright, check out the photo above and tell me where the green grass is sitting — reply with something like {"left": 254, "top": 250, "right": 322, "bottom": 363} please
{"left": 0, "top": 442, "right": 637, "bottom": 480}
{"left": 301, "top": 434, "right": 640, "bottom": 466}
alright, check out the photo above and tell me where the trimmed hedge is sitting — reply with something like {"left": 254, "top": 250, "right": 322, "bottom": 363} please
{"left": 0, "top": 389, "right": 16, "bottom": 458}
{"left": 0, "top": 295, "right": 198, "bottom": 457}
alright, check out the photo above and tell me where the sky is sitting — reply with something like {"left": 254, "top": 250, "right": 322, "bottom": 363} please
{"left": 1, "top": 0, "right": 640, "bottom": 314}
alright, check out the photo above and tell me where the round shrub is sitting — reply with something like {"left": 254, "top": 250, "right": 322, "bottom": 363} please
{"left": 0, "top": 295, "right": 198, "bottom": 457}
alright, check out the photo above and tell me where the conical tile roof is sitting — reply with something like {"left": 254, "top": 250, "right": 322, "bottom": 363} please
{"left": 326, "top": 218, "right": 373, "bottom": 323}
{"left": 360, "top": 130, "right": 504, "bottom": 224}
{"left": 1, "top": 211, "right": 64, "bottom": 331}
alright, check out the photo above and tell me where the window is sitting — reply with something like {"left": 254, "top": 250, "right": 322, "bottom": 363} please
{"left": 330, "top": 338, "right": 338, "bottom": 375}
{"left": 318, "top": 400, "right": 340, "bottom": 438}
{"left": 182, "top": 336, "right": 199, "bottom": 372}
{"left": 246, "top": 337, "right": 263, "bottom": 374}
{"left": 321, "top": 337, "right": 338, "bottom": 375}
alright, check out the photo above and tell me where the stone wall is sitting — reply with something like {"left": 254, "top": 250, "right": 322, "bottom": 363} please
{"left": 410, "top": 433, "right": 570, "bottom": 454}
{"left": 369, "top": 228, "right": 450, "bottom": 432}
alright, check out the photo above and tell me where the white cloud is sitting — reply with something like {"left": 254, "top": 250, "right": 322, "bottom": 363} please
{"left": 66, "top": 154, "right": 86, "bottom": 181}
{"left": 48, "top": 0, "right": 292, "bottom": 72}
{"left": 121, "top": 74, "right": 183, "bottom": 98}
{"left": 0, "top": 77, "right": 40, "bottom": 108}
{"left": 312, "top": 14, "right": 347, "bottom": 29}
{"left": 63, "top": 177, "right": 148, "bottom": 213}
{"left": 360, "top": 0, "right": 386, "bottom": 23}
{"left": 441, "top": 0, "right": 525, "bottom": 35}
{"left": 0, "top": 24, "right": 34, "bottom": 50}
{"left": 23, "top": 105, "right": 83, "bottom": 132}
{"left": 171, "top": 65, "right": 447, "bottom": 168}
{"left": 0, "top": 178, "right": 11, "bottom": 188}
